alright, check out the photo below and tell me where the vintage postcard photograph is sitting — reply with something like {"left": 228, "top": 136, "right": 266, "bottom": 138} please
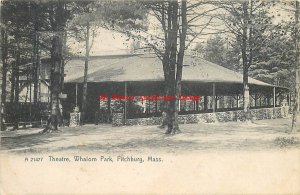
{"left": 0, "top": 0, "right": 300, "bottom": 194}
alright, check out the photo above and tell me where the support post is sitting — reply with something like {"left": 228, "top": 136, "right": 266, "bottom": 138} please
{"left": 124, "top": 82, "right": 127, "bottom": 125}
{"left": 184, "top": 100, "right": 188, "bottom": 111}
{"left": 273, "top": 87, "right": 276, "bottom": 118}
{"left": 107, "top": 93, "right": 111, "bottom": 123}
{"left": 273, "top": 87, "right": 276, "bottom": 107}
{"left": 75, "top": 83, "right": 78, "bottom": 107}
{"left": 0, "top": 93, "right": 2, "bottom": 131}
{"left": 204, "top": 96, "right": 208, "bottom": 111}
{"left": 29, "top": 81, "right": 32, "bottom": 124}
{"left": 268, "top": 95, "right": 271, "bottom": 106}
{"left": 260, "top": 96, "right": 262, "bottom": 107}
{"left": 212, "top": 83, "right": 216, "bottom": 113}
{"left": 254, "top": 93, "right": 257, "bottom": 108}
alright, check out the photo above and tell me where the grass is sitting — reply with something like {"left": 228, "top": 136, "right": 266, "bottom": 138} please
{"left": 1, "top": 118, "right": 299, "bottom": 154}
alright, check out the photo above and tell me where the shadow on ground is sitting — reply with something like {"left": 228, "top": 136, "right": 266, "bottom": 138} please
{"left": 1, "top": 118, "right": 299, "bottom": 154}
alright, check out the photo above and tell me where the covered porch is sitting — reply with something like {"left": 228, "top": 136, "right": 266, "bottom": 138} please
{"left": 62, "top": 53, "right": 290, "bottom": 125}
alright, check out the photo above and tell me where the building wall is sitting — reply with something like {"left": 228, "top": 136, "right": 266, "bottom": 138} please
{"left": 19, "top": 82, "right": 50, "bottom": 103}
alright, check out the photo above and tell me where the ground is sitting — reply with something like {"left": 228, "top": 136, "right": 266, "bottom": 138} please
{"left": 1, "top": 118, "right": 299, "bottom": 154}
{"left": 1, "top": 118, "right": 300, "bottom": 194}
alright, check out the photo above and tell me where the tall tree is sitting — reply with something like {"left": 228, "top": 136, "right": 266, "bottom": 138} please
{"left": 270, "top": 0, "right": 299, "bottom": 130}
{"left": 1, "top": 1, "right": 34, "bottom": 129}
{"left": 0, "top": 3, "right": 9, "bottom": 130}
{"left": 69, "top": 1, "right": 97, "bottom": 125}
{"left": 249, "top": 23, "right": 295, "bottom": 88}
{"left": 1, "top": 0, "right": 72, "bottom": 131}
{"left": 140, "top": 0, "right": 188, "bottom": 134}
{"left": 68, "top": 0, "right": 147, "bottom": 124}
{"left": 41, "top": 1, "right": 69, "bottom": 132}
{"left": 110, "top": 0, "right": 217, "bottom": 134}
{"left": 219, "top": 0, "right": 273, "bottom": 120}
{"left": 292, "top": 0, "right": 299, "bottom": 131}
{"left": 194, "top": 35, "right": 240, "bottom": 70}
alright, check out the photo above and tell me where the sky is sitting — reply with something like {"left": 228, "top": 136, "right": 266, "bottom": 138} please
{"left": 67, "top": 1, "right": 294, "bottom": 57}
{"left": 67, "top": 28, "right": 132, "bottom": 56}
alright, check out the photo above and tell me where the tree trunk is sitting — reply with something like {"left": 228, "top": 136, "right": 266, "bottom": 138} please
{"left": 242, "top": 1, "right": 251, "bottom": 121}
{"left": 81, "top": 23, "right": 90, "bottom": 125}
{"left": 165, "top": 1, "right": 178, "bottom": 134}
{"left": 10, "top": 63, "right": 15, "bottom": 104}
{"left": 292, "top": 0, "right": 299, "bottom": 132}
{"left": 155, "top": 1, "right": 187, "bottom": 134}
{"left": 33, "top": 32, "right": 39, "bottom": 103}
{"left": 163, "top": 0, "right": 187, "bottom": 135}
{"left": 41, "top": 2, "right": 65, "bottom": 133}
{"left": 172, "top": 0, "right": 187, "bottom": 134}
{"left": 243, "top": 73, "right": 251, "bottom": 120}
{"left": 0, "top": 26, "right": 8, "bottom": 131}
{"left": 160, "top": 2, "right": 172, "bottom": 132}
{"left": 13, "top": 40, "right": 21, "bottom": 130}
{"left": 43, "top": 36, "right": 63, "bottom": 132}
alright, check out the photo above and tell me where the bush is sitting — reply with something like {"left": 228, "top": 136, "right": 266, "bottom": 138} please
{"left": 274, "top": 136, "right": 300, "bottom": 147}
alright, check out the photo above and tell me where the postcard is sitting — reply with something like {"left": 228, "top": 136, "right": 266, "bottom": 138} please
{"left": 1, "top": 0, "right": 299, "bottom": 194}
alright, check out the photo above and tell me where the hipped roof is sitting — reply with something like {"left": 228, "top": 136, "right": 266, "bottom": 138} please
{"left": 64, "top": 53, "right": 272, "bottom": 87}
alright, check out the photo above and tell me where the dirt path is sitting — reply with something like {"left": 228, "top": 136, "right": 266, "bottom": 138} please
{"left": 1, "top": 118, "right": 299, "bottom": 154}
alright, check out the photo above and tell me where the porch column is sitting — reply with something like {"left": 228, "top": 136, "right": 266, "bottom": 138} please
{"left": 254, "top": 93, "right": 257, "bottom": 108}
{"left": 75, "top": 83, "right": 78, "bottom": 107}
{"left": 273, "top": 87, "right": 276, "bottom": 117}
{"left": 212, "top": 83, "right": 216, "bottom": 113}
{"left": 273, "top": 87, "right": 276, "bottom": 107}
{"left": 124, "top": 82, "right": 127, "bottom": 125}
{"left": 260, "top": 96, "right": 262, "bottom": 107}
{"left": 29, "top": 82, "right": 32, "bottom": 124}
{"left": 108, "top": 93, "right": 111, "bottom": 122}
{"left": 204, "top": 96, "right": 208, "bottom": 111}
{"left": 269, "top": 94, "right": 272, "bottom": 106}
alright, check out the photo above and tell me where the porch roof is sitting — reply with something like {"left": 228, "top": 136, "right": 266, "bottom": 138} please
{"left": 64, "top": 53, "right": 273, "bottom": 87}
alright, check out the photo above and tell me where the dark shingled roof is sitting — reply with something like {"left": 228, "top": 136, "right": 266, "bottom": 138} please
{"left": 64, "top": 53, "right": 272, "bottom": 87}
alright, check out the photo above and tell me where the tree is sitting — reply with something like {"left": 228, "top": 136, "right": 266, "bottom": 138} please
{"left": 0, "top": 1, "right": 35, "bottom": 129}
{"left": 165, "top": 0, "right": 188, "bottom": 134}
{"left": 0, "top": 4, "right": 9, "bottom": 130}
{"left": 203, "top": 35, "right": 226, "bottom": 66}
{"left": 68, "top": 1, "right": 147, "bottom": 124}
{"left": 109, "top": 0, "right": 218, "bottom": 134}
{"left": 292, "top": 0, "right": 300, "bottom": 131}
{"left": 139, "top": 1, "right": 188, "bottom": 134}
{"left": 249, "top": 23, "right": 295, "bottom": 88}
{"left": 41, "top": 1, "right": 70, "bottom": 133}
{"left": 219, "top": 0, "right": 273, "bottom": 121}
{"left": 68, "top": 1, "right": 96, "bottom": 125}
{"left": 194, "top": 35, "right": 240, "bottom": 70}
{"left": 260, "top": 0, "right": 299, "bottom": 130}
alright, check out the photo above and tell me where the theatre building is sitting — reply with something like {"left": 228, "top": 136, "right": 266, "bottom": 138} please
{"left": 62, "top": 53, "right": 290, "bottom": 126}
